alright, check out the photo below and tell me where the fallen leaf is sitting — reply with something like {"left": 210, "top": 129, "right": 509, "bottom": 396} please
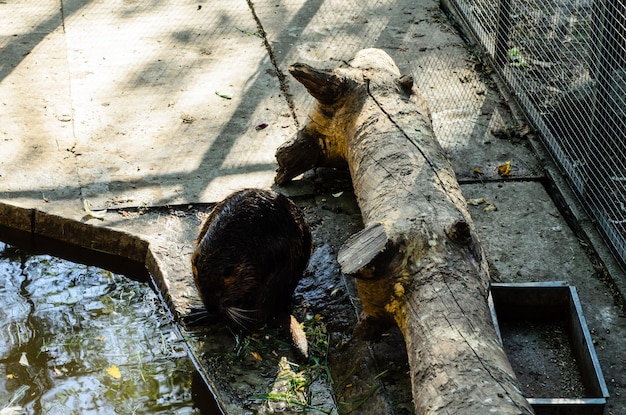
{"left": 181, "top": 113, "right": 195, "bottom": 124}
{"left": 235, "top": 27, "right": 262, "bottom": 38}
{"left": 250, "top": 351, "right": 263, "bottom": 362}
{"left": 467, "top": 197, "right": 487, "bottom": 206}
{"left": 215, "top": 91, "right": 232, "bottom": 100}
{"left": 508, "top": 47, "right": 527, "bottom": 66}
{"left": 106, "top": 365, "right": 121, "bottom": 379}
{"left": 483, "top": 204, "right": 498, "bottom": 212}
{"left": 255, "top": 122, "right": 268, "bottom": 131}
{"left": 517, "top": 123, "right": 531, "bottom": 137}
{"left": 497, "top": 160, "right": 512, "bottom": 177}
{"left": 473, "top": 167, "right": 483, "bottom": 175}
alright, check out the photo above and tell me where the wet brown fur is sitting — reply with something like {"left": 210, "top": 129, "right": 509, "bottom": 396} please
{"left": 191, "top": 189, "right": 312, "bottom": 328}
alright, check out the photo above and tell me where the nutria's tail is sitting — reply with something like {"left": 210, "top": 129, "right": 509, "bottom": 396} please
{"left": 274, "top": 313, "right": 308, "bottom": 359}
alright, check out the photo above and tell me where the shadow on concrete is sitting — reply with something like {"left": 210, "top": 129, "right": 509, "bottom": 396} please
{"left": 0, "top": 0, "right": 90, "bottom": 83}
{"left": 1, "top": 0, "right": 328, "bottom": 211}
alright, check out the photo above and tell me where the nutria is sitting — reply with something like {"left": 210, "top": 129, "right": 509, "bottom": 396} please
{"left": 191, "top": 188, "right": 312, "bottom": 330}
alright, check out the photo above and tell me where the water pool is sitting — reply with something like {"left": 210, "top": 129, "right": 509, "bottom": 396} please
{"left": 0, "top": 241, "right": 211, "bottom": 415}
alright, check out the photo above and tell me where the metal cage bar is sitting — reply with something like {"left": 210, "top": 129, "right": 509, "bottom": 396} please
{"left": 447, "top": 0, "right": 626, "bottom": 264}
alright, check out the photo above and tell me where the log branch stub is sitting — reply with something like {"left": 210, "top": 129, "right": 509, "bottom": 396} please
{"left": 275, "top": 64, "right": 367, "bottom": 185}
{"left": 275, "top": 48, "right": 534, "bottom": 415}
{"left": 274, "top": 129, "right": 321, "bottom": 185}
{"left": 288, "top": 63, "right": 347, "bottom": 105}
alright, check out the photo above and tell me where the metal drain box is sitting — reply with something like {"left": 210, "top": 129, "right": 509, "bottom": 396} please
{"left": 489, "top": 282, "right": 609, "bottom": 415}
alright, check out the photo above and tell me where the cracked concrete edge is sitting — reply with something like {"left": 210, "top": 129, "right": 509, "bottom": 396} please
{"left": 144, "top": 244, "right": 202, "bottom": 321}
{"left": 0, "top": 199, "right": 194, "bottom": 315}
{"left": 145, "top": 246, "right": 181, "bottom": 316}
{"left": 0, "top": 199, "right": 199, "bottom": 309}
{"left": 0, "top": 201, "right": 147, "bottom": 262}
{"left": 0, "top": 201, "right": 32, "bottom": 234}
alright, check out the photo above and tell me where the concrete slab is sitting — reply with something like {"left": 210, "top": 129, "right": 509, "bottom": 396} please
{"left": 1, "top": 0, "right": 296, "bottom": 212}
{"left": 63, "top": 0, "right": 297, "bottom": 210}
{"left": 464, "top": 181, "right": 596, "bottom": 282}
{"left": 463, "top": 181, "right": 626, "bottom": 414}
{"left": 0, "top": 19, "right": 78, "bottom": 208}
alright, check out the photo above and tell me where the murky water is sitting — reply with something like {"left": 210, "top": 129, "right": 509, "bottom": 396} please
{"left": 0, "top": 242, "right": 205, "bottom": 415}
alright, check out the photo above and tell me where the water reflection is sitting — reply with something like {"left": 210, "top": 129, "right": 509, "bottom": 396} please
{"left": 0, "top": 242, "right": 202, "bottom": 414}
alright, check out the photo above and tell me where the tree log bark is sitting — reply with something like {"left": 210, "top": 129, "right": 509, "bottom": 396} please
{"left": 276, "top": 49, "right": 534, "bottom": 415}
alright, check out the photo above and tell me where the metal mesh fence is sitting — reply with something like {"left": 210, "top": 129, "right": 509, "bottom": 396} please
{"left": 444, "top": 0, "right": 626, "bottom": 264}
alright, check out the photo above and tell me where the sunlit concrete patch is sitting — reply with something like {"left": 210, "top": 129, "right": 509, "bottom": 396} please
{"left": 63, "top": 0, "right": 296, "bottom": 209}
{"left": 0, "top": 20, "right": 78, "bottom": 208}
{"left": 0, "top": 1, "right": 62, "bottom": 37}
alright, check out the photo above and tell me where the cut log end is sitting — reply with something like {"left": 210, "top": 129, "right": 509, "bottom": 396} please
{"left": 337, "top": 222, "right": 390, "bottom": 276}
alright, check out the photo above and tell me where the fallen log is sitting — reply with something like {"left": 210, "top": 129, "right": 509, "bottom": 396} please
{"left": 275, "top": 49, "right": 534, "bottom": 415}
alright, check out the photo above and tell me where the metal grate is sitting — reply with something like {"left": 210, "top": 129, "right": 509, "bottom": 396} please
{"left": 445, "top": 0, "right": 626, "bottom": 264}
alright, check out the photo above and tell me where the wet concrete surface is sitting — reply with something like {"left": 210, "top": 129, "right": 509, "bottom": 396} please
{"left": 1, "top": 0, "right": 625, "bottom": 414}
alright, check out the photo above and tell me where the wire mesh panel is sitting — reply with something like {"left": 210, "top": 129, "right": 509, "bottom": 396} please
{"left": 447, "top": 0, "right": 626, "bottom": 263}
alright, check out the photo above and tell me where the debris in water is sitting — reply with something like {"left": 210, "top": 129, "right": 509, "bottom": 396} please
{"left": 18, "top": 352, "right": 29, "bottom": 367}
{"left": 106, "top": 365, "right": 122, "bottom": 379}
